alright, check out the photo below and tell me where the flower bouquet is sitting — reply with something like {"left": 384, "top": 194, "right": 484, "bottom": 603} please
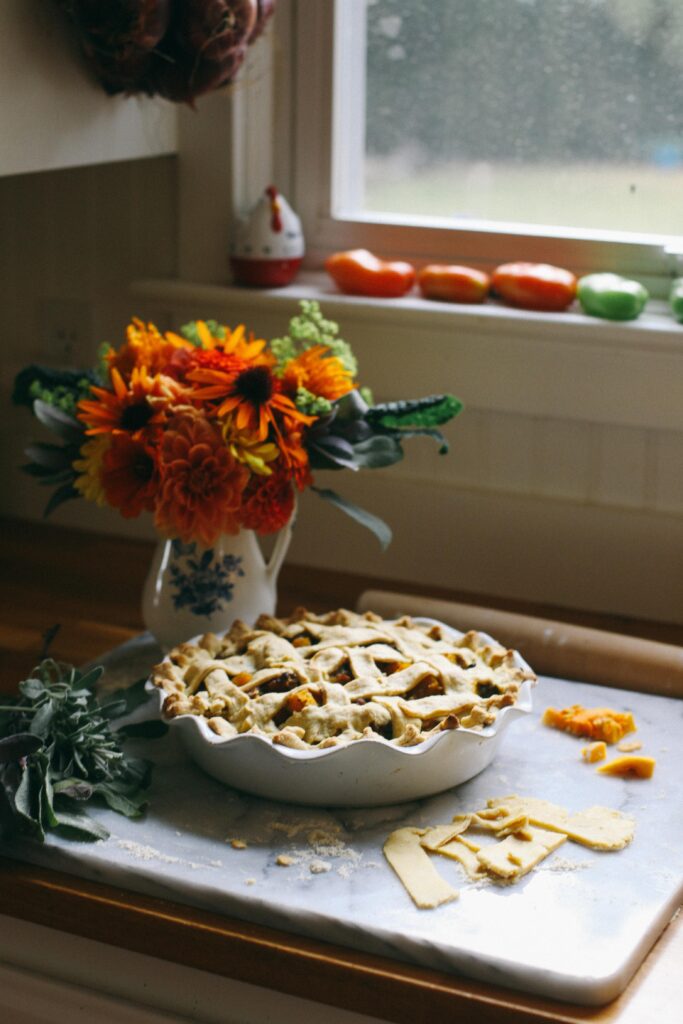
{"left": 14, "top": 301, "right": 461, "bottom": 645}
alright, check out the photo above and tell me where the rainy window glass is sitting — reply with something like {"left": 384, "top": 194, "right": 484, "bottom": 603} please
{"left": 359, "top": 0, "right": 683, "bottom": 236}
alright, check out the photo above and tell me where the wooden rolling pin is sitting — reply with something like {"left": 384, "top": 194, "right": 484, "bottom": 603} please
{"left": 357, "top": 590, "right": 683, "bottom": 699}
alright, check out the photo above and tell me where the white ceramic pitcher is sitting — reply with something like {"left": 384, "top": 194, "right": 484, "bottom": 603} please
{"left": 141, "top": 519, "right": 294, "bottom": 651}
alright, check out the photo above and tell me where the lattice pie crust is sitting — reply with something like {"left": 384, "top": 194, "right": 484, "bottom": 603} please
{"left": 152, "top": 608, "right": 536, "bottom": 750}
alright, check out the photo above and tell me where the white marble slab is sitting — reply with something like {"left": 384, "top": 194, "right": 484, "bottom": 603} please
{"left": 2, "top": 636, "right": 682, "bottom": 1007}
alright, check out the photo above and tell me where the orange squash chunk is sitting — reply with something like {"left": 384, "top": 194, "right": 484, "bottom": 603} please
{"left": 542, "top": 704, "right": 636, "bottom": 744}
{"left": 581, "top": 741, "right": 607, "bottom": 763}
{"left": 597, "top": 756, "right": 655, "bottom": 779}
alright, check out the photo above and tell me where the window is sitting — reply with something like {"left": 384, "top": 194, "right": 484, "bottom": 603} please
{"left": 291, "top": 0, "right": 683, "bottom": 292}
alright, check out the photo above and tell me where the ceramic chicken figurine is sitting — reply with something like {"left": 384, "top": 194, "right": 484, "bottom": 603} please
{"left": 230, "top": 186, "right": 305, "bottom": 287}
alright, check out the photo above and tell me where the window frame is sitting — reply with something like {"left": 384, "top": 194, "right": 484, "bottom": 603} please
{"left": 288, "top": 0, "right": 683, "bottom": 296}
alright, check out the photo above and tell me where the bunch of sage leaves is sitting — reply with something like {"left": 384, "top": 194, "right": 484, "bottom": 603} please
{"left": 0, "top": 659, "right": 155, "bottom": 842}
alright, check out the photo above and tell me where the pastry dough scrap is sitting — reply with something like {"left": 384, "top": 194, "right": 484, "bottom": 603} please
{"left": 385, "top": 795, "right": 636, "bottom": 907}
{"left": 153, "top": 608, "right": 534, "bottom": 750}
{"left": 486, "top": 795, "right": 635, "bottom": 851}
{"left": 420, "top": 818, "right": 472, "bottom": 851}
{"left": 384, "top": 828, "right": 459, "bottom": 908}
{"left": 435, "top": 836, "right": 487, "bottom": 880}
{"left": 563, "top": 806, "right": 636, "bottom": 850}
{"left": 476, "top": 826, "right": 567, "bottom": 880}
{"left": 486, "top": 796, "right": 570, "bottom": 833}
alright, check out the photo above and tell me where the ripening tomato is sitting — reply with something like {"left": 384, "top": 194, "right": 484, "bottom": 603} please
{"left": 325, "top": 249, "right": 415, "bottom": 298}
{"left": 417, "top": 264, "right": 490, "bottom": 304}
{"left": 491, "top": 262, "right": 577, "bottom": 312}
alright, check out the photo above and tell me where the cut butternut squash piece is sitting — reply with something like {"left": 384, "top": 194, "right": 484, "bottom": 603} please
{"left": 581, "top": 741, "right": 607, "bottom": 763}
{"left": 542, "top": 704, "right": 636, "bottom": 744}
{"left": 597, "top": 755, "right": 655, "bottom": 779}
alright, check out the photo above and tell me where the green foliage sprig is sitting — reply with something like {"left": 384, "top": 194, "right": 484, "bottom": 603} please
{"left": 271, "top": 300, "right": 358, "bottom": 376}
{"left": 0, "top": 660, "right": 152, "bottom": 843}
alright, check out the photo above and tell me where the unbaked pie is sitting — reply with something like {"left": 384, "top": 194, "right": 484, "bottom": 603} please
{"left": 151, "top": 608, "right": 536, "bottom": 749}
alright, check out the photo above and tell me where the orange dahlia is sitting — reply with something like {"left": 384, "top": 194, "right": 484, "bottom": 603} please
{"left": 106, "top": 319, "right": 194, "bottom": 379}
{"left": 280, "top": 345, "right": 355, "bottom": 402}
{"left": 101, "top": 434, "right": 158, "bottom": 518}
{"left": 189, "top": 362, "right": 315, "bottom": 442}
{"left": 154, "top": 411, "right": 248, "bottom": 546}
{"left": 240, "top": 465, "right": 295, "bottom": 535}
{"left": 78, "top": 366, "right": 186, "bottom": 438}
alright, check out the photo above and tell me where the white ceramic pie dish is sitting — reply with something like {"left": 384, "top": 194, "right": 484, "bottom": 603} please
{"left": 146, "top": 617, "right": 535, "bottom": 807}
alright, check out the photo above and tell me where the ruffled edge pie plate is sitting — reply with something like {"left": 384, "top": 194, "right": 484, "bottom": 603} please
{"left": 147, "top": 611, "right": 536, "bottom": 806}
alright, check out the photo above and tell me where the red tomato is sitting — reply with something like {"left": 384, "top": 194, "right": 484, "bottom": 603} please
{"left": 492, "top": 262, "right": 577, "bottom": 312}
{"left": 325, "top": 249, "right": 415, "bottom": 298}
{"left": 417, "top": 264, "right": 490, "bottom": 304}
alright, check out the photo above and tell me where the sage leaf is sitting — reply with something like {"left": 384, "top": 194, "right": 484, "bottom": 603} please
{"left": 349, "top": 435, "right": 404, "bottom": 469}
{"left": 30, "top": 701, "right": 54, "bottom": 738}
{"left": 32, "top": 400, "right": 84, "bottom": 445}
{"left": 54, "top": 810, "right": 110, "bottom": 842}
{"left": 96, "top": 785, "right": 147, "bottom": 818}
{"left": 0, "top": 733, "right": 43, "bottom": 764}
{"left": 311, "top": 487, "right": 393, "bottom": 550}
{"left": 53, "top": 778, "right": 93, "bottom": 801}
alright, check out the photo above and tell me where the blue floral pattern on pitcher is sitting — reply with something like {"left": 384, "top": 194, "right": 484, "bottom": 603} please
{"left": 169, "top": 540, "right": 245, "bottom": 617}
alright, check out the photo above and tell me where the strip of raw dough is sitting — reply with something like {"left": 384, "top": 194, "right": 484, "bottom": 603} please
{"left": 383, "top": 828, "right": 459, "bottom": 909}
{"left": 486, "top": 796, "right": 570, "bottom": 832}
{"left": 435, "top": 835, "right": 487, "bottom": 880}
{"left": 419, "top": 817, "right": 472, "bottom": 851}
{"left": 476, "top": 826, "right": 567, "bottom": 880}
{"left": 458, "top": 807, "right": 529, "bottom": 836}
{"left": 486, "top": 796, "right": 634, "bottom": 851}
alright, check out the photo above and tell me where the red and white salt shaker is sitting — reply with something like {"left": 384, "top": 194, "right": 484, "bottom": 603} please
{"left": 230, "top": 186, "right": 304, "bottom": 287}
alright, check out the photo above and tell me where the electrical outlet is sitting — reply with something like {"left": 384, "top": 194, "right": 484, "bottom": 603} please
{"left": 36, "top": 297, "right": 92, "bottom": 367}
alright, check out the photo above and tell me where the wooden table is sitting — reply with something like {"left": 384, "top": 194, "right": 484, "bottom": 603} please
{"left": 1, "top": 518, "right": 681, "bottom": 1023}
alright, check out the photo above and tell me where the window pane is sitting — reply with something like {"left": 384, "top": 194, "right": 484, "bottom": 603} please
{"left": 361, "top": 0, "right": 683, "bottom": 236}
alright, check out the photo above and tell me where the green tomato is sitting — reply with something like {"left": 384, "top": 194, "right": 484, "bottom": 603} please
{"left": 669, "top": 278, "right": 683, "bottom": 323}
{"left": 577, "top": 273, "right": 648, "bottom": 321}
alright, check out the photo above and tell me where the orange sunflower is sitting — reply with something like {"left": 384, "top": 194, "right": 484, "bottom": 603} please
{"left": 189, "top": 361, "right": 315, "bottom": 442}
{"left": 73, "top": 435, "right": 110, "bottom": 506}
{"left": 154, "top": 411, "right": 248, "bottom": 546}
{"left": 106, "top": 319, "right": 194, "bottom": 379}
{"left": 280, "top": 345, "right": 355, "bottom": 402}
{"left": 166, "top": 321, "right": 270, "bottom": 364}
{"left": 101, "top": 434, "right": 158, "bottom": 518}
{"left": 78, "top": 366, "right": 186, "bottom": 438}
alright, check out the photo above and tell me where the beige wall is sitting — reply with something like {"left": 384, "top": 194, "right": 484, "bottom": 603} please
{"left": 0, "top": 156, "right": 178, "bottom": 541}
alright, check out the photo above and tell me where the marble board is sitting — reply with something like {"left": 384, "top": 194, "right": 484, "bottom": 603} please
{"left": 1, "top": 635, "right": 682, "bottom": 1007}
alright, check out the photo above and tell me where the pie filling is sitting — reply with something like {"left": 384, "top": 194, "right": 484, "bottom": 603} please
{"left": 151, "top": 608, "right": 536, "bottom": 749}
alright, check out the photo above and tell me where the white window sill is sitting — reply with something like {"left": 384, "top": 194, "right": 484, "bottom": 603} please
{"left": 132, "top": 272, "right": 683, "bottom": 432}
{"left": 133, "top": 271, "right": 683, "bottom": 350}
